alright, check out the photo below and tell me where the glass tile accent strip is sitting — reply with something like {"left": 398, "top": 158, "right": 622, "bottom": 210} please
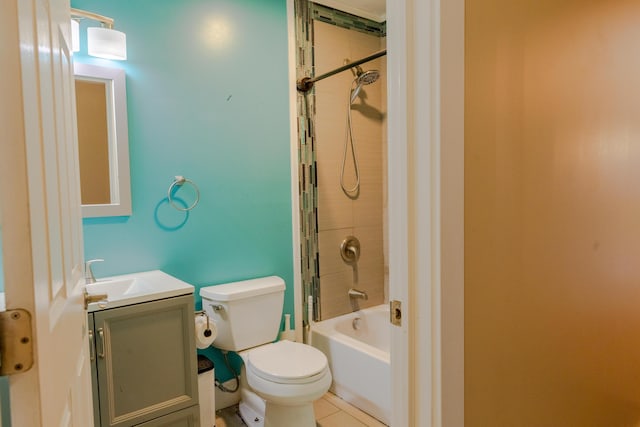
{"left": 295, "top": 0, "right": 321, "bottom": 325}
{"left": 311, "top": 3, "right": 386, "bottom": 37}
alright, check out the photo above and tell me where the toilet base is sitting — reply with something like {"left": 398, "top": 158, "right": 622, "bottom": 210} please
{"left": 239, "top": 388, "right": 265, "bottom": 427}
{"left": 239, "top": 401, "right": 263, "bottom": 426}
{"left": 238, "top": 388, "right": 317, "bottom": 427}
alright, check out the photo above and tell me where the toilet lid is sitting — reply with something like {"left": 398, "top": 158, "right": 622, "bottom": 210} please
{"left": 247, "top": 341, "right": 328, "bottom": 384}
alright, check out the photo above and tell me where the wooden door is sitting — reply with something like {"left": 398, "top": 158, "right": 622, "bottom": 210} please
{"left": 0, "top": 0, "right": 93, "bottom": 425}
{"left": 465, "top": 0, "right": 640, "bottom": 424}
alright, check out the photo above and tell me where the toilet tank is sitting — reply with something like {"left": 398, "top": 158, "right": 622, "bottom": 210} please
{"left": 199, "top": 276, "right": 285, "bottom": 352}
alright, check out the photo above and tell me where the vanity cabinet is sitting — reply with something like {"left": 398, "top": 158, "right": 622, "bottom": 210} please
{"left": 88, "top": 294, "right": 199, "bottom": 427}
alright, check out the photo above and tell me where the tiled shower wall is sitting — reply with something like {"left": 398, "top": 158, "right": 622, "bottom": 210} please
{"left": 314, "top": 21, "right": 387, "bottom": 320}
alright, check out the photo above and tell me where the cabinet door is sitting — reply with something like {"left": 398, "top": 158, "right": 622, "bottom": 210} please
{"left": 94, "top": 295, "right": 198, "bottom": 427}
{"left": 135, "top": 405, "right": 200, "bottom": 427}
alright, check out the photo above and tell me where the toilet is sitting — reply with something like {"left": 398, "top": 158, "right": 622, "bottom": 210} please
{"left": 200, "top": 276, "right": 331, "bottom": 427}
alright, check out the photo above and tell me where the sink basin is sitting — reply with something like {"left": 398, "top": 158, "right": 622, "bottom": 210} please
{"left": 86, "top": 270, "right": 194, "bottom": 312}
{"left": 85, "top": 278, "right": 154, "bottom": 301}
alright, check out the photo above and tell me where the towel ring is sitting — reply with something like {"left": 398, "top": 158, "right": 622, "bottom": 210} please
{"left": 168, "top": 176, "right": 200, "bottom": 211}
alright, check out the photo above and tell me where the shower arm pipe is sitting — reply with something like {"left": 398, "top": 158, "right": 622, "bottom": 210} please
{"left": 70, "top": 7, "right": 115, "bottom": 29}
{"left": 297, "top": 49, "right": 387, "bottom": 93}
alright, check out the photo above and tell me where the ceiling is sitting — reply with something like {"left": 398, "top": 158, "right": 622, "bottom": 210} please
{"left": 311, "top": 0, "right": 386, "bottom": 23}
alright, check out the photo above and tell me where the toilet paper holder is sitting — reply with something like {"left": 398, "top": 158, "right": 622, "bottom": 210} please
{"left": 195, "top": 311, "right": 213, "bottom": 338}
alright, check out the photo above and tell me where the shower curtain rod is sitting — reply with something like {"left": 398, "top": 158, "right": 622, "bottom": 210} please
{"left": 296, "top": 49, "right": 387, "bottom": 93}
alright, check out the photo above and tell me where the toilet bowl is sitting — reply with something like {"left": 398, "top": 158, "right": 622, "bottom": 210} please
{"left": 199, "top": 277, "right": 332, "bottom": 427}
{"left": 240, "top": 340, "right": 331, "bottom": 427}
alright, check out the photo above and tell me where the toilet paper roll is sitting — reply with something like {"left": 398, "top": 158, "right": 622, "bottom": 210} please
{"left": 195, "top": 314, "right": 217, "bottom": 349}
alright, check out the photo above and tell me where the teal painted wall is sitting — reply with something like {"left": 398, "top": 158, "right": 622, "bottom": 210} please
{"left": 73, "top": 0, "right": 294, "bottom": 380}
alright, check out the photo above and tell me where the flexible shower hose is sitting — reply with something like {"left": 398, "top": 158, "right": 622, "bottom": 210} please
{"left": 340, "top": 79, "right": 361, "bottom": 195}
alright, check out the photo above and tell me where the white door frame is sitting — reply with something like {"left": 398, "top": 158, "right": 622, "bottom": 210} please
{"left": 387, "top": 0, "right": 465, "bottom": 425}
{"left": 286, "top": 0, "right": 465, "bottom": 425}
{"left": 438, "top": 0, "right": 465, "bottom": 424}
{"left": 386, "top": 0, "right": 412, "bottom": 424}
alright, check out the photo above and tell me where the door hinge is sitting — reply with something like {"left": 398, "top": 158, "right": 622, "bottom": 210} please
{"left": 390, "top": 300, "right": 402, "bottom": 327}
{"left": 0, "top": 309, "right": 34, "bottom": 376}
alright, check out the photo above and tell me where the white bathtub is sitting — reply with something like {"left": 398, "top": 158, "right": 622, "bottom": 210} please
{"left": 310, "top": 305, "right": 390, "bottom": 425}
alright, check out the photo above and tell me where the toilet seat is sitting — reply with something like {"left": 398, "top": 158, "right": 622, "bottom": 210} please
{"left": 243, "top": 340, "right": 332, "bottom": 409}
{"left": 246, "top": 341, "right": 328, "bottom": 385}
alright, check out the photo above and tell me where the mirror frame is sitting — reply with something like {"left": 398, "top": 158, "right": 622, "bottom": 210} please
{"left": 74, "top": 63, "right": 132, "bottom": 218}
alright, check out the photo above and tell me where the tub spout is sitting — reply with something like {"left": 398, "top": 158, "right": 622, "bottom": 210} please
{"left": 348, "top": 288, "right": 368, "bottom": 300}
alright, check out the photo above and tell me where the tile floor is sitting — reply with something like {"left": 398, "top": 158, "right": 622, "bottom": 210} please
{"left": 314, "top": 393, "right": 387, "bottom": 427}
{"left": 215, "top": 392, "right": 388, "bottom": 427}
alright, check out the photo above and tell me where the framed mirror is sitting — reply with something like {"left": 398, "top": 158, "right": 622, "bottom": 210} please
{"left": 74, "top": 63, "right": 131, "bottom": 218}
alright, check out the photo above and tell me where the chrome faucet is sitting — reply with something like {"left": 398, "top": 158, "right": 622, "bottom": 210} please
{"left": 85, "top": 259, "right": 104, "bottom": 284}
{"left": 348, "top": 288, "right": 368, "bottom": 300}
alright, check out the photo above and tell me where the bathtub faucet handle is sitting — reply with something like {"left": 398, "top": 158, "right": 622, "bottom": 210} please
{"left": 340, "top": 236, "right": 361, "bottom": 264}
{"left": 348, "top": 288, "right": 368, "bottom": 300}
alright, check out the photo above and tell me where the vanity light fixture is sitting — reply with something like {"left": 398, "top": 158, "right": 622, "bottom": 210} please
{"left": 70, "top": 8, "right": 127, "bottom": 60}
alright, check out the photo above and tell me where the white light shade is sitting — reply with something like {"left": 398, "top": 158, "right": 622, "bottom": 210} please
{"left": 87, "top": 27, "right": 127, "bottom": 60}
{"left": 71, "top": 19, "right": 80, "bottom": 52}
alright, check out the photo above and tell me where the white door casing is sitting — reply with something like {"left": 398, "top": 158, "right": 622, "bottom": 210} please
{"left": 387, "top": 0, "right": 465, "bottom": 425}
{"left": 386, "top": 0, "right": 412, "bottom": 425}
{"left": 0, "top": 0, "right": 93, "bottom": 426}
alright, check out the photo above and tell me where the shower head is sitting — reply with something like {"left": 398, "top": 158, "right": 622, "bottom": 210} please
{"left": 350, "top": 69, "right": 380, "bottom": 103}
{"left": 358, "top": 69, "right": 380, "bottom": 85}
